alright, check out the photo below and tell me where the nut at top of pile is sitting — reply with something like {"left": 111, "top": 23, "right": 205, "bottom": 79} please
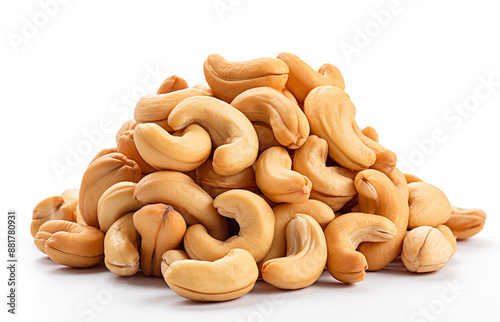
{"left": 32, "top": 52, "right": 486, "bottom": 302}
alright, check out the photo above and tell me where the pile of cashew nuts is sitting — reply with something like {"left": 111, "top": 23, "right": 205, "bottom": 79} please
{"left": 31, "top": 53, "right": 487, "bottom": 302}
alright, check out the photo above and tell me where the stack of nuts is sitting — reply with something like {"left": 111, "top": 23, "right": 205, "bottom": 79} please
{"left": 31, "top": 53, "right": 487, "bottom": 302}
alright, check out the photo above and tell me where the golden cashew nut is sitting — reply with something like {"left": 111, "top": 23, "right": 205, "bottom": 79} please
{"left": 324, "top": 212, "right": 397, "bottom": 283}
{"left": 61, "top": 188, "right": 79, "bottom": 211}
{"left": 104, "top": 213, "right": 140, "bottom": 276}
{"left": 353, "top": 121, "right": 397, "bottom": 173}
{"left": 253, "top": 122, "right": 281, "bottom": 154}
{"left": 277, "top": 52, "right": 345, "bottom": 104}
{"left": 184, "top": 190, "right": 274, "bottom": 262}
{"left": 361, "top": 126, "right": 379, "bottom": 142}
{"left": 34, "top": 220, "right": 104, "bottom": 268}
{"left": 89, "top": 147, "right": 118, "bottom": 166}
{"left": 116, "top": 119, "right": 137, "bottom": 144}
{"left": 445, "top": 206, "right": 486, "bottom": 239}
{"left": 156, "top": 75, "right": 189, "bottom": 94}
{"left": 282, "top": 87, "right": 298, "bottom": 105}
{"left": 79, "top": 153, "right": 142, "bottom": 229}
{"left": 256, "top": 146, "right": 312, "bottom": 204}
{"left": 133, "top": 204, "right": 186, "bottom": 277}
{"left": 133, "top": 171, "right": 228, "bottom": 240}
{"left": 404, "top": 173, "right": 423, "bottom": 184}
{"left": 407, "top": 182, "right": 451, "bottom": 229}
{"left": 117, "top": 130, "right": 157, "bottom": 174}
{"left": 192, "top": 82, "right": 214, "bottom": 96}
{"left": 134, "top": 123, "right": 212, "bottom": 172}
{"left": 168, "top": 96, "right": 259, "bottom": 176}
{"left": 293, "top": 135, "right": 356, "bottom": 211}
{"left": 31, "top": 196, "right": 75, "bottom": 237}
{"left": 304, "top": 86, "right": 376, "bottom": 170}
{"left": 160, "top": 250, "right": 190, "bottom": 276}
{"left": 163, "top": 248, "right": 258, "bottom": 302}
{"left": 231, "top": 86, "right": 310, "bottom": 149}
{"left": 262, "top": 214, "right": 327, "bottom": 289}
{"left": 203, "top": 53, "right": 289, "bottom": 102}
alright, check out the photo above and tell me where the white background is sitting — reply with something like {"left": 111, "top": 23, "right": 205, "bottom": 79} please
{"left": 1, "top": 0, "right": 499, "bottom": 321}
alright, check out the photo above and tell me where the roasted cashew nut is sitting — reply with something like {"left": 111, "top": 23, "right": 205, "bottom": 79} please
{"left": 61, "top": 188, "right": 79, "bottom": 211}
{"left": 407, "top": 182, "right": 451, "bottom": 229}
{"left": 353, "top": 121, "right": 397, "bottom": 173}
{"left": 104, "top": 213, "right": 140, "bottom": 276}
{"left": 31, "top": 196, "right": 75, "bottom": 237}
{"left": 117, "top": 129, "right": 157, "bottom": 174}
{"left": 116, "top": 119, "right": 137, "bottom": 144}
{"left": 444, "top": 206, "right": 486, "bottom": 240}
{"left": 160, "top": 250, "right": 190, "bottom": 276}
{"left": 253, "top": 122, "right": 281, "bottom": 154}
{"left": 324, "top": 212, "right": 397, "bottom": 283}
{"left": 183, "top": 190, "right": 274, "bottom": 262}
{"left": 156, "top": 75, "right": 189, "bottom": 94}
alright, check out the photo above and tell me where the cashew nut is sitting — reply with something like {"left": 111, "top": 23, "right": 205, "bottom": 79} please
{"left": 353, "top": 121, "right": 397, "bottom": 173}
{"left": 117, "top": 129, "right": 157, "bottom": 174}
{"left": 89, "top": 147, "right": 118, "bottom": 165}
{"left": 361, "top": 126, "right": 379, "bottom": 142}
{"left": 192, "top": 82, "right": 214, "bottom": 96}
{"left": 253, "top": 122, "right": 281, "bottom": 154}
{"left": 104, "top": 213, "right": 140, "bottom": 276}
{"left": 116, "top": 119, "right": 137, "bottom": 144}
{"left": 31, "top": 196, "right": 75, "bottom": 237}
{"left": 408, "top": 182, "right": 451, "bottom": 229}
{"left": 444, "top": 206, "right": 486, "bottom": 239}
{"left": 160, "top": 250, "right": 190, "bottom": 276}
{"left": 61, "top": 188, "right": 79, "bottom": 211}
{"left": 156, "top": 75, "right": 189, "bottom": 94}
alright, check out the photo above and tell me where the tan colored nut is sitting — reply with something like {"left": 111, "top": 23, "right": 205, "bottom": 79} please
{"left": 61, "top": 188, "right": 79, "bottom": 211}
{"left": 253, "top": 122, "right": 281, "bottom": 154}
{"left": 353, "top": 121, "right": 397, "bottom": 173}
{"left": 133, "top": 123, "right": 211, "bottom": 172}
{"left": 34, "top": 220, "right": 104, "bottom": 267}
{"left": 89, "top": 147, "right": 118, "bottom": 165}
{"left": 231, "top": 87, "right": 310, "bottom": 149}
{"left": 75, "top": 204, "right": 86, "bottom": 225}
{"left": 104, "top": 213, "right": 140, "bottom": 276}
{"left": 256, "top": 146, "right": 312, "bottom": 203}
{"left": 436, "top": 224, "right": 457, "bottom": 254}
{"left": 79, "top": 153, "right": 142, "bottom": 229}
{"left": 277, "top": 52, "right": 345, "bottom": 104}
{"left": 258, "top": 199, "right": 335, "bottom": 268}
{"left": 184, "top": 190, "right": 274, "bottom": 262}
{"left": 408, "top": 182, "right": 451, "bottom": 229}
{"left": 31, "top": 196, "right": 75, "bottom": 237}
{"left": 304, "top": 86, "right": 376, "bottom": 170}
{"left": 325, "top": 212, "right": 397, "bottom": 283}
{"left": 168, "top": 96, "right": 259, "bottom": 176}
{"left": 164, "top": 248, "right": 258, "bottom": 302}
{"left": 361, "top": 126, "right": 379, "bottom": 142}
{"left": 196, "top": 159, "right": 258, "bottom": 198}
{"left": 282, "top": 87, "right": 298, "bottom": 105}
{"left": 156, "top": 75, "right": 189, "bottom": 94}
{"left": 203, "top": 53, "right": 289, "bottom": 102}
{"left": 133, "top": 204, "right": 186, "bottom": 277}
{"left": 116, "top": 119, "right": 137, "bottom": 144}
{"left": 445, "top": 206, "right": 486, "bottom": 240}
{"left": 262, "top": 214, "right": 327, "bottom": 289}
{"left": 133, "top": 88, "right": 207, "bottom": 131}
{"left": 97, "top": 182, "right": 143, "bottom": 233}
{"left": 117, "top": 130, "right": 157, "bottom": 174}
{"left": 134, "top": 171, "right": 228, "bottom": 240}
{"left": 293, "top": 135, "right": 356, "bottom": 211}
{"left": 401, "top": 226, "right": 455, "bottom": 273}
{"left": 161, "top": 250, "right": 190, "bottom": 276}
{"left": 192, "top": 82, "right": 214, "bottom": 96}
{"left": 256, "top": 192, "right": 278, "bottom": 208}
{"left": 355, "top": 169, "right": 409, "bottom": 271}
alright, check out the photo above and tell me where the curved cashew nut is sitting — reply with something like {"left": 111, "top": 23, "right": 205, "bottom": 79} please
{"left": 444, "top": 206, "right": 486, "bottom": 240}
{"left": 277, "top": 52, "right": 345, "bottom": 104}
{"left": 304, "top": 86, "right": 376, "bottom": 170}
{"left": 293, "top": 135, "right": 356, "bottom": 211}
{"left": 163, "top": 248, "right": 258, "bottom": 302}
{"left": 361, "top": 126, "right": 379, "bottom": 142}
{"left": 34, "top": 220, "right": 104, "bottom": 268}
{"left": 116, "top": 119, "right": 137, "bottom": 144}
{"left": 353, "top": 121, "right": 397, "bottom": 173}
{"left": 117, "top": 130, "right": 157, "bottom": 174}
{"left": 79, "top": 153, "right": 142, "bottom": 229}
{"left": 355, "top": 169, "right": 409, "bottom": 271}
{"left": 203, "top": 53, "right": 289, "bottom": 102}
{"left": 168, "top": 96, "right": 259, "bottom": 176}
{"left": 156, "top": 75, "right": 189, "bottom": 94}
{"left": 104, "top": 213, "right": 140, "bottom": 276}
{"left": 401, "top": 226, "right": 455, "bottom": 273}
{"left": 133, "top": 204, "right": 186, "bottom": 277}
{"left": 262, "top": 214, "right": 327, "bottom": 289}
{"left": 408, "top": 182, "right": 451, "bottom": 229}
{"left": 134, "top": 123, "right": 212, "bottom": 172}
{"left": 231, "top": 87, "right": 310, "bottom": 149}
{"left": 97, "top": 182, "right": 143, "bottom": 233}
{"left": 256, "top": 146, "right": 312, "bottom": 203}
{"left": 31, "top": 196, "right": 75, "bottom": 237}
{"left": 133, "top": 171, "right": 228, "bottom": 240}
{"left": 183, "top": 190, "right": 274, "bottom": 262}
{"left": 160, "top": 250, "right": 190, "bottom": 276}
{"left": 325, "top": 212, "right": 397, "bottom": 283}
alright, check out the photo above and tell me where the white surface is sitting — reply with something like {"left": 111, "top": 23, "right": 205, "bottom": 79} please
{"left": 1, "top": 0, "right": 499, "bottom": 321}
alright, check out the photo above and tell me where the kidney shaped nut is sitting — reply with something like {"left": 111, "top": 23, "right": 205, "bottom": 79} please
{"left": 168, "top": 96, "right": 259, "bottom": 176}
{"left": 445, "top": 206, "right": 486, "bottom": 240}
{"left": 304, "top": 86, "right": 376, "bottom": 170}
{"left": 231, "top": 86, "right": 310, "bottom": 149}
{"left": 277, "top": 52, "right": 345, "bottom": 105}
{"left": 160, "top": 250, "right": 190, "bottom": 276}
{"left": 34, "top": 220, "right": 104, "bottom": 268}
{"left": 31, "top": 196, "right": 75, "bottom": 237}
{"left": 184, "top": 190, "right": 274, "bottom": 262}
{"left": 196, "top": 158, "right": 258, "bottom": 198}
{"left": 156, "top": 75, "right": 189, "bottom": 94}
{"left": 407, "top": 182, "right": 452, "bottom": 229}
{"left": 134, "top": 123, "right": 212, "bottom": 172}
{"left": 104, "top": 213, "right": 140, "bottom": 276}
{"left": 117, "top": 130, "right": 157, "bottom": 174}
{"left": 133, "top": 204, "right": 186, "bottom": 277}
{"left": 253, "top": 122, "right": 281, "bottom": 154}
{"left": 256, "top": 146, "right": 312, "bottom": 204}
{"left": 355, "top": 169, "right": 409, "bottom": 271}
{"left": 116, "top": 119, "right": 137, "bottom": 144}
{"left": 203, "top": 53, "right": 289, "bottom": 103}
{"left": 134, "top": 171, "right": 228, "bottom": 240}
{"left": 353, "top": 122, "right": 397, "bottom": 173}
{"left": 262, "top": 214, "right": 327, "bottom": 290}
{"left": 164, "top": 248, "right": 258, "bottom": 302}
{"left": 97, "top": 182, "right": 144, "bottom": 233}
{"left": 401, "top": 226, "right": 455, "bottom": 273}
{"left": 79, "top": 153, "right": 142, "bottom": 229}
{"left": 325, "top": 212, "right": 397, "bottom": 283}
{"left": 293, "top": 135, "right": 356, "bottom": 211}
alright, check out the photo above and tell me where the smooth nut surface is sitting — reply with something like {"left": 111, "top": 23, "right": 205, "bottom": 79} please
{"left": 31, "top": 196, "right": 75, "bottom": 237}
{"left": 156, "top": 75, "right": 189, "bottom": 94}
{"left": 253, "top": 122, "right": 281, "bottom": 154}
{"left": 117, "top": 129, "right": 157, "bottom": 174}
{"left": 116, "top": 119, "right": 137, "bottom": 144}
{"left": 104, "top": 213, "right": 140, "bottom": 276}
{"left": 161, "top": 250, "right": 190, "bottom": 276}
{"left": 445, "top": 206, "right": 486, "bottom": 239}
{"left": 61, "top": 188, "right": 79, "bottom": 211}
{"left": 408, "top": 182, "right": 452, "bottom": 229}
